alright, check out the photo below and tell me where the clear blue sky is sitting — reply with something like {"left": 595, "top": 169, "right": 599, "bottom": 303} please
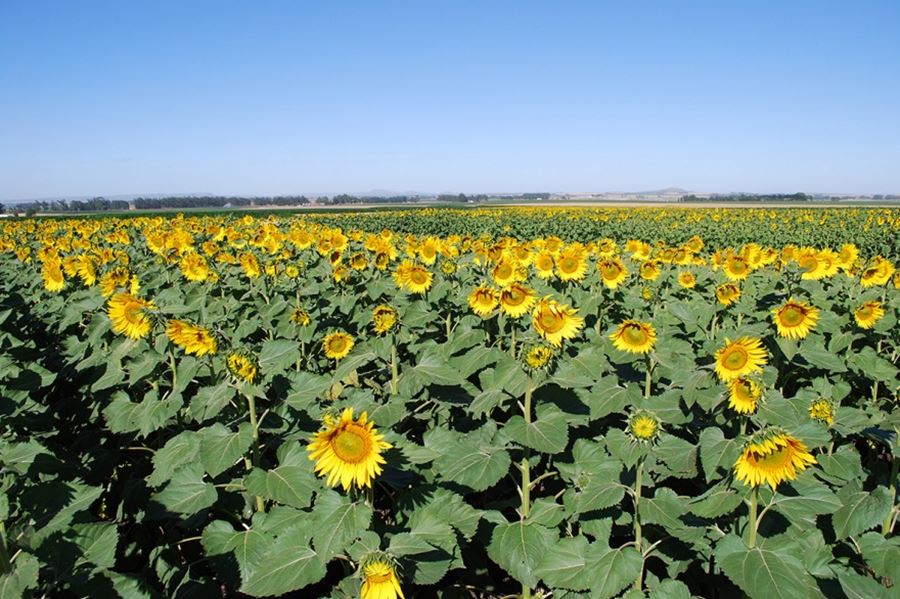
{"left": 2, "top": 1, "right": 899, "bottom": 200}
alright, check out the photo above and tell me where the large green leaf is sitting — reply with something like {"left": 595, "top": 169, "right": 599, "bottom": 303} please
{"left": 715, "top": 534, "right": 819, "bottom": 599}
{"left": 239, "top": 526, "right": 326, "bottom": 597}
{"left": 200, "top": 422, "right": 254, "bottom": 477}
{"left": 504, "top": 404, "right": 570, "bottom": 454}
{"left": 832, "top": 486, "right": 893, "bottom": 539}
{"left": 152, "top": 464, "right": 217, "bottom": 515}
{"left": 487, "top": 520, "right": 558, "bottom": 588}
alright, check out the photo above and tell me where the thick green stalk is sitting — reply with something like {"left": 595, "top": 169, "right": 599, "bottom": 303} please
{"left": 510, "top": 325, "right": 517, "bottom": 358}
{"left": 246, "top": 393, "right": 265, "bottom": 512}
{"left": 521, "top": 376, "right": 533, "bottom": 599}
{"left": 748, "top": 485, "right": 759, "bottom": 548}
{"left": 0, "top": 521, "right": 11, "bottom": 575}
{"left": 390, "top": 342, "right": 399, "bottom": 394}
{"left": 883, "top": 453, "right": 898, "bottom": 535}
{"left": 633, "top": 458, "right": 644, "bottom": 590}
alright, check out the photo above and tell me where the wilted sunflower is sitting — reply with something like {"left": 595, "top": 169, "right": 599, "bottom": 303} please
{"left": 468, "top": 286, "right": 499, "bottom": 317}
{"left": 734, "top": 430, "right": 816, "bottom": 489}
{"left": 226, "top": 351, "right": 258, "bottom": 383}
{"left": 323, "top": 331, "right": 354, "bottom": 360}
{"left": 715, "top": 283, "right": 741, "bottom": 306}
{"left": 531, "top": 297, "right": 584, "bottom": 347}
{"left": 597, "top": 258, "right": 628, "bottom": 289}
{"left": 808, "top": 399, "right": 834, "bottom": 425}
{"left": 307, "top": 408, "right": 391, "bottom": 491}
{"left": 499, "top": 282, "right": 537, "bottom": 318}
{"left": 677, "top": 271, "right": 696, "bottom": 289}
{"left": 714, "top": 337, "right": 767, "bottom": 382}
{"left": 372, "top": 305, "right": 398, "bottom": 334}
{"left": 854, "top": 301, "right": 885, "bottom": 329}
{"left": 772, "top": 298, "right": 819, "bottom": 340}
{"left": 360, "top": 559, "right": 404, "bottom": 599}
{"left": 609, "top": 320, "right": 656, "bottom": 354}
{"left": 728, "top": 377, "right": 762, "bottom": 414}
{"left": 291, "top": 307, "right": 311, "bottom": 326}
{"left": 108, "top": 293, "right": 156, "bottom": 339}
{"left": 523, "top": 345, "right": 555, "bottom": 371}
{"left": 628, "top": 410, "right": 660, "bottom": 442}
{"left": 166, "top": 320, "right": 218, "bottom": 357}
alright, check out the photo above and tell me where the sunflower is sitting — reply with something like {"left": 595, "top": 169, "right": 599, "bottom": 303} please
{"left": 491, "top": 259, "right": 521, "bottom": 286}
{"left": 440, "top": 260, "right": 457, "bottom": 275}
{"left": 772, "top": 298, "right": 819, "bottom": 340}
{"left": 714, "top": 337, "right": 767, "bottom": 382}
{"left": 639, "top": 260, "right": 661, "bottom": 281}
{"left": 853, "top": 301, "right": 885, "bottom": 329}
{"left": 797, "top": 249, "right": 827, "bottom": 281}
{"left": 323, "top": 331, "right": 355, "bottom": 360}
{"left": 531, "top": 297, "right": 584, "bottom": 347}
{"left": 226, "top": 351, "right": 258, "bottom": 383}
{"left": 499, "top": 282, "right": 537, "bottom": 318}
{"left": 239, "top": 252, "right": 261, "bottom": 278}
{"left": 723, "top": 255, "right": 750, "bottom": 281}
{"left": 677, "top": 271, "right": 696, "bottom": 289}
{"left": 180, "top": 252, "right": 210, "bottom": 282}
{"left": 523, "top": 345, "right": 555, "bottom": 371}
{"left": 372, "top": 305, "right": 398, "bottom": 334}
{"left": 41, "top": 259, "right": 65, "bottom": 292}
{"left": 533, "top": 251, "right": 556, "bottom": 279}
{"left": 555, "top": 248, "right": 587, "bottom": 282}
{"left": 808, "top": 399, "right": 834, "bottom": 425}
{"left": 468, "top": 286, "right": 499, "bottom": 317}
{"left": 307, "top": 408, "right": 391, "bottom": 491}
{"left": 166, "top": 320, "right": 218, "bottom": 357}
{"left": 405, "top": 263, "right": 433, "bottom": 294}
{"left": 860, "top": 256, "right": 894, "bottom": 287}
{"left": 360, "top": 559, "right": 404, "bottom": 599}
{"left": 609, "top": 320, "right": 656, "bottom": 354}
{"left": 715, "top": 282, "right": 741, "bottom": 306}
{"left": 107, "top": 293, "right": 156, "bottom": 339}
{"left": 597, "top": 258, "right": 628, "bottom": 289}
{"left": 291, "top": 307, "right": 311, "bottom": 326}
{"left": 734, "top": 430, "right": 816, "bottom": 489}
{"left": 628, "top": 410, "right": 660, "bottom": 443}
{"left": 728, "top": 377, "right": 762, "bottom": 414}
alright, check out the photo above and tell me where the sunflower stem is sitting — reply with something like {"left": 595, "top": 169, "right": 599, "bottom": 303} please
{"left": 748, "top": 485, "right": 758, "bottom": 548}
{"left": 510, "top": 325, "right": 516, "bottom": 358}
{"left": 643, "top": 357, "right": 653, "bottom": 400}
{"left": 872, "top": 338, "right": 883, "bottom": 403}
{"left": 390, "top": 342, "right": 399, "bottom": 394}
{"left": 0, "top": 521, "right": 11, "bottom": 575}
{"left": 883, "top": 453, "right": 899, "bottom": 535}
{"left": 246, "top": 393, "right": 265, "bottom": 512}
{"left": 633, "top": 458, "right": 644, "bottom": 591}
{"left": 520, "top": 376, "right": 533, "bottom": 599}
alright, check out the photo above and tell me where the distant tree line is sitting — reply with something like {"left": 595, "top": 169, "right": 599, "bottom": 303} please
{"left": 679, "top": 193, "right": 811, "bottom": 203}
{"left": 324, "top": 195, "right": 417, "bottom": 205}
{"left": 132, "top": 195, "right": 312, "bottom": 209}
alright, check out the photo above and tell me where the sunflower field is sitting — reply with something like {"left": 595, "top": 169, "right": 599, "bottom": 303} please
{"left": 0, "top": 207, "right": 898, "bottom": 599}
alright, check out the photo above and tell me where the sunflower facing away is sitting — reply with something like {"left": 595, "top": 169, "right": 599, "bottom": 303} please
{"left": 307, "top": 408, "right": 391, "bottom": 491}
{"left": 468, "top": 285, "right": 499, "bottom": 317}
{"left": 360, "top": 559, "right": 404, "bottom": 599}
{"left": 728, "top": 377, "right": 762, "bottom": 414}
{"left": 734, "top": 430, "right": 816, "bottom": 489}
{"left": 772, "top": 298, "right": 820, "bottom": 340}
{"left": 108, "top": 293, "right": 156, "bottom": 339}
{"left": 323, "top": 331, "right": 355, "bottom": 360}
{"left": 499, "top": 282, "right": 537, "bottom": 318}
{"left": 531, "top": 297, "right": 584, "bottom": 347}
{"left": 609, "top": 320, "right": 656, "bottom": 354}
{"left": 854, "top": 301, "right": 885, "bottom": 329}
{"left": 166, "top": 320, "right": 218, "bottom": 357}
{"left": 714, "top": 337, "right": 767, "bottom": 382}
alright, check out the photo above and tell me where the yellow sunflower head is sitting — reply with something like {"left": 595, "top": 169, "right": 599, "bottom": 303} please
{"left": 727, "top": 377, "right": 762, "bottom": 414}
{"left": 440, "top": 259, "right": 457, "bottom": 275}
{"left": 854, "top": 301, "right": 885, "bottom": 329}
{"left": 468, "top": 285, "right": 499, "bottom": 318}
{"left": 372, "top": 305, "right": 398, "bottom": 335}
{"left": 499, "top": 282, "right": 537, "bottom": 318}
{"left": 291, "top": 307, "right": 312, "bottom": 326}
{"left": 491, "top": 259, "right": 521, "bottom": 286}
{"left": 226, "top": 351, "right": 258, "bottom": 383}
{"left": 714, "top": 337, "right": 767, "bottom": 382}
{"left": 677, "top": 271, "right": 696, "bottom": 289}
{"left": 523, "top": 344, "right": 555, "bottom": 371}
{"left": 42, "top": 259, "right": 65, "bottom": 292}
{"left": 808, "top": 398, "right": 834, "bottom": 425}
{"left": 166, "top": 319, "right": 218, "bottom": 357}
{"left": 734, "top": 429, "right": 816, "bottom": 489}
{"left": 639, "top": 260, "right": 661, "bottom": 281}
{"left": 360, "top": 557, "right": 405, "bottom": 599}
{"left": 555, "top": 249, "right": 587, "bottom": 282}
{"left": 715, "top": 283, "right": 741, "bottom": 306}
{"left": 533, "top": 251, "right": 556, "bottom": 279}
{"left": 772, "top": 298, "right": 819, "bottom": 340}
{"left": 597, "top": 258, "right": 628, "bottom": 289}
{"left": 628, "top": 410, "right": 660, "bottom": 443}
{"left": 405, "top": 264, "right": 433, "bottom": 294}
{"left": 323, "top": 331, "right": 355, "bottom": 361}
{"left": 107, "top": 293, "right": 156, "bottom": 340}
{"left": 307, "top": 408, "right": 392, "bottom": 491}
{"left": 609, "top": 320, "right": 656, "bottom": 354}
{"left": 531, "top": 297, "right": 584, "bottom": 347}
{"left": 723, "top": 255, "right": 751, "bottom": 281}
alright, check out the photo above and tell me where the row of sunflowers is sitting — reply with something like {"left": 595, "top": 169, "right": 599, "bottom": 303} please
{"left": 0, "top": 208, "right": 898, "bottom": 598}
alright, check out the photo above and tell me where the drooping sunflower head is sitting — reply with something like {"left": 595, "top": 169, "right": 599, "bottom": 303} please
{"left": 226, "top": 351, "right": 258, "bottom": 383}
{"left": 715, "top": 283, "right": 741, "bottom": 306}
{"left": 499, "top": 282, "right": 537, "bottom": 318}
{"left": 166, "top": 319, "right": 218, "bottom": 357}
{"left": 808, "top": 398, "right": 834, "bottom": 425}
{"left": 372, "top": 305, "right": 398, "bottom": 334}
{"left": 307, "top": 408, "right": 392, "bottom": 491}
{"left": 734, "top": 429, "right": 816, "bottom": 489}
{"left": 523, "top": 344, "right": 555, "bottom": 371}
{"left": 772, "top": 298, "right": 819, "bottom": 340}
{"left": 323, "top": 331, "right": 355, "bottom": 361}
{"left": 468, "top": 285, "right": 499, "bottom": 318}
{"left": 359, "top": 556, "right": 405, "bottom": 599}
{"left": 609, "top": 320, "right": 656, "bottom": 355}
{"left": 714, "top": 337, "right": 767, "bottom": 382}
{"left": 854, "top": 301, "right": 885, "bottom": 329}
{"left": 531, "top": 297, "right": 584, "bottom": 347}
{"left": 597, "top": 258, "right": 628, "bottom": 289}
{"left": 291, "top": 307, "right": 312, "bottom": 326}
{"left": 628, "top": 410, "right": 660, "bottom": 443}
{"left": 107, "top": 293, "right": 156, "bottom": 340}
{"left": 677, "top": 271, "right": 696, "bottom": 289}
{"left": 728, "top": 377, "right": 762, "bottom": 414}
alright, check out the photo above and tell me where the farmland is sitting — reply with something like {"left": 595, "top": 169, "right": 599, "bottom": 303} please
{"left": 0, "top": 206, "right": 898, "bottom": 598}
